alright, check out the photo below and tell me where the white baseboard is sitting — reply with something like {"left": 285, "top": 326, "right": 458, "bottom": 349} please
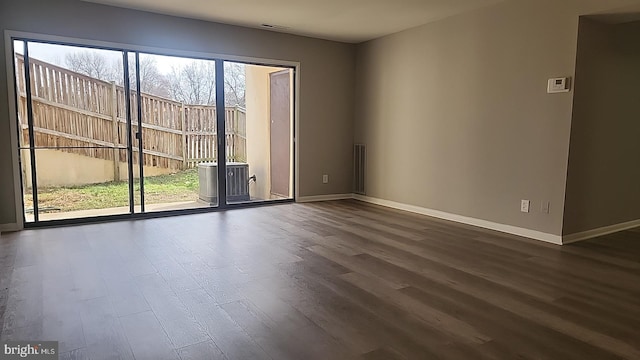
{"left": 353, "top": 194, "right": 563, "bottom": 245}
{"left": 297, "top": 194, "right": 354, "bottom": 203}
{"left": 0, "top": 222, "right": 21, "bottom": 233}
{"left": 562, "top": 219, "right": 640, "bottom": 244}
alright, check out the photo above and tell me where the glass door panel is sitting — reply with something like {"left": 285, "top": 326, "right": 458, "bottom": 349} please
{"left": 15, "top": 41, "right": 133, "bottom": 222}
{"left": 136, "top": 53, "right": 218, "bottom": 212}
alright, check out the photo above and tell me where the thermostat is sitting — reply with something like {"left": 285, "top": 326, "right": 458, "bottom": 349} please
{"left": 547, "top": 77, "right": 570, "bottom": 93}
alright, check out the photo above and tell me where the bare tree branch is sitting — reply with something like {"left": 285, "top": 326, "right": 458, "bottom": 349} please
{"left": 224, "top": 62, "right": 245, "bottom": 107}
{"left": 167, "top": 61, "right": 216, "bottom": 105}
{"left": 64, "top": 52, "right": 246, "bottom": 108}
{"left": 65, "top": 51, "right": 116, "bottom": 81}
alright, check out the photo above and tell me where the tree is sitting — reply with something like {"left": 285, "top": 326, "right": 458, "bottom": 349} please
{"left": 65, "top": 51, "right": 170, "bottom": 98}
{"left": 64, "top": 51, "right": 246, "bottom": 107}
{"left": 167, "top": 61, "right": 217, "bottom": 105}
{"left": 117, "top": 56, "right": 170, "bottom": 98}
{"left": 224, "top": 62, "right": 246, "bottom": 107}
{"left": 65, "top": 51, "right": 116, "bottom": 82}
{"left": 137, "top": 57, "right": 170, "bottom": 97}
{"left": 166, "top": 61, "right": 246, "bottom": 107}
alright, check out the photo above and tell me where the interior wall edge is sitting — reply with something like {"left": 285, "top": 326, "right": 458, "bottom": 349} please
{"left": 562, "top": 218, "right": 640, "bottom": 244}
{"left": 3, "top": 30, "right": 23, "bottom": 229}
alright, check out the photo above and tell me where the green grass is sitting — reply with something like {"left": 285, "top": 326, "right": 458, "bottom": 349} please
{"left": 25, "top": 169, "right": 199, "bottom": 213}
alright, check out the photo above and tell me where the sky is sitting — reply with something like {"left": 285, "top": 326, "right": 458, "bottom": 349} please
{"left": 13, "top": 40, "right": 215, "bottom": 75}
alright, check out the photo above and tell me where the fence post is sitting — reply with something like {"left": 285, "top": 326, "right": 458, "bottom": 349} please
{"left": 181, "top": 103, "right": 187, "bottom": 169}
{"left": 235, "top": 105, "right": 240, "bottom": 133}
{"left": 111, "top": 81, "right": 120, "bottom": 181}
{"left": 234, "top": 105, "right": 239, "bottom": 162}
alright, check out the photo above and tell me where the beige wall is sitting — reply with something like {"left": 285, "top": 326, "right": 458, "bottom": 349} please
{"left": 21, "top": 150, "right": 172, "bottom": 188}
{"left": 354, "top": 0, "right": 640, "bottom": 236}
{"left": 0, "top": 0, "right": 355, "bottom": 226}
{"left": 562, "top": 18, "right": 640, "bottom": 235}
{"left": 246, "top": 65, "right": 275, "bottom": 200}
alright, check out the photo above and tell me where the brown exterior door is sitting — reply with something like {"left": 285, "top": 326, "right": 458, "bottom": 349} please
{"left": 269, "top": 70, "right": 291, "bottom": 198}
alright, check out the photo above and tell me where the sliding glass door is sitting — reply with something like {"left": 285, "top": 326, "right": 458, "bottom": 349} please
{"left": 12, "top": 37, "right": 295, "bottom": 226}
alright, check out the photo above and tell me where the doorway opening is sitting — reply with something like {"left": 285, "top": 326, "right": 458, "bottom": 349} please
{"left": 226, "top": 62, "right": 294, "bottom": 204}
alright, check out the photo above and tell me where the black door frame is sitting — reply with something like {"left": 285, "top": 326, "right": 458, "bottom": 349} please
{"left": 11, "top": 37, "right": 296, "bottom": 229}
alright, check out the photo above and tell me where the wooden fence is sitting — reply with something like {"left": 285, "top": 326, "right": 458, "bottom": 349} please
{"left": 14, "top": 54, "right": 246, "bottom": 178}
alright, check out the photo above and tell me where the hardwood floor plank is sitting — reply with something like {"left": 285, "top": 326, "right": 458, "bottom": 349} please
{"left": 239, "top": 283, "right": 347, "bottom": 352}
{"left": 271, "top": 257, "right": 483, "bottom": 359}
{"left": 177, "top": 340, "right": 226, "bottom": 360}
{"left": 59, "top": 347, "right": 90, "bottom": 360}
{"left": 335, "top": 252, "right": 568, "bottom": 359}
{"left": 361, "top": 347, "right": 406, "bottom": 360}
{"left": 2, "top": 266, "right": 42, "bottom": 332}
{"left": 79, "top": 296, "right": 134, "bottom": 360}
{"left": 105, "top": 278, "right": 151, "bottom": 317}
{"left": 221, "top": 299, "right": 330, "bottom": 360}
{"left": 306, "top": 268, "right": 494, "bottom": 359}
{"left": 340, "top": 271, "right": 491, "bottom": 345}
{"left": 41, "top": 275, "right": 86, "bottom": 353}
{"left": 119, "top": 311, "right": 180, "bottom": 360}
{"left": 345, "top": 234, "right": 640, "bottom": 359}
{"left": 135, "top": 273, "right": 209, "bottom": 349}
{"left": 399, "top": 286, "right": 621, "bottom": 360}
{"left": 308, "top": 244, "right": 409, "bottom": 289}
{"left": 177, "top": 289, "right": 271, "bottom": 360}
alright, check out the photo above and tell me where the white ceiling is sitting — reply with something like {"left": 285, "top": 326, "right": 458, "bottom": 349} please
{"left": 83, "top": 0, "right": 505, "bottom": 43}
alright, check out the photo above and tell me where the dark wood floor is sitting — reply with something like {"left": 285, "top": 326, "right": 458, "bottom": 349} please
{"left": 1, "top": 200, "right": 639, "bottom": 360}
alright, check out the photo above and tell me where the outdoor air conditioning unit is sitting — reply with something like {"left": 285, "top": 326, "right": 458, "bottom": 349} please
{"left": 198, "top": 162, "right": 250, "bottom": 204}
{"left": 226, "top": 163, "right": 251, "bottom": 202}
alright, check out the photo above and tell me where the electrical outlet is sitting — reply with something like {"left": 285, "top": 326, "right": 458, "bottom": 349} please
{"left": 521, "top": 200, "right": 530, "bottom": 213}
{"left": 322, "top": 174, "right": 329, "bottom": 184}
{"left": 541, "top": 201, "right": 550, "bottom": 214}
